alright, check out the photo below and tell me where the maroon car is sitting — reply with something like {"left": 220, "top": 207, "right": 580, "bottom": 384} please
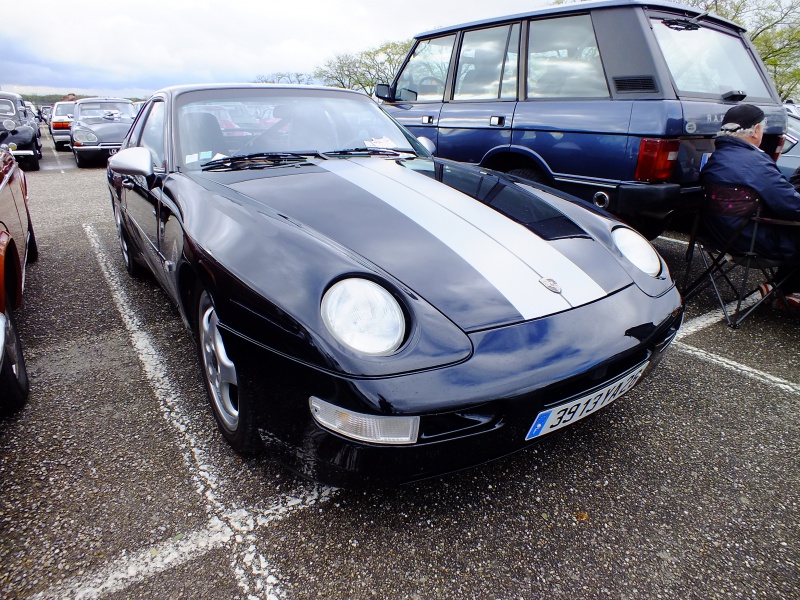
{"left": 0, "top": 140, "right": 37, "bottom": 414}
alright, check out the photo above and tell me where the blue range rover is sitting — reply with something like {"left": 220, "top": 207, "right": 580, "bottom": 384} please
{"left": 376, "top": 0, "right": 786, "bottom": 238}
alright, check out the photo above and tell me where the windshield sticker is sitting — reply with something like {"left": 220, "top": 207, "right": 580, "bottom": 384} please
{"left": 199, "top": 151, "right": 213, "bottom": 160}
{"left": 364, "top": 137, "right": 396, "bottom": 149}
{"left": 186, "top": 153, "right": 198, "bottom": 163}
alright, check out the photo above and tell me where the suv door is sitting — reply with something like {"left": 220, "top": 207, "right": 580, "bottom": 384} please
{"left": 437, "top": 23, "right": 520, "bottom": 163}
{"left": 387, "top": 35, "right": 456, "bottom": 146}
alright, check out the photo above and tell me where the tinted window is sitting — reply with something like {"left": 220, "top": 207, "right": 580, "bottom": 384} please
{"left": 652, "top": 19, "right": 771, "bottom": 99}
{"left": 527, "top": 15, "right": 609, "bottom": 99}
{"left": 454, "top": 24, "right": 520, "bottom": 101}
{"left": 395, "top": 35, "right": 456, "bottom": 101}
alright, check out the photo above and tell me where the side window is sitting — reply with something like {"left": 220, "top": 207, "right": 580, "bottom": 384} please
{"left": 139, "top": 101, "right": 166, "bottom": 170}
{"left": 395, "top": 35, "right": 456, "bottom": 102}
{"left": 527, "top": 15, "right": 609, "bottom": 99}
{"left": 454, "top": 24, "right": 520, "bottom": 101}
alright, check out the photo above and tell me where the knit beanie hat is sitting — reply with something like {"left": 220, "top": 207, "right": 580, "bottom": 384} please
{"left": 720, "top": 104, "right": 765, "bottom": 133}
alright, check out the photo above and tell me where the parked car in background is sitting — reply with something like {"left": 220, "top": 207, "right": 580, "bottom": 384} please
{"left": 40, "top": 105, "right": 52, "bottom": 124}
{"left": 777, "top": 112, "right": 800, "bottom": 178}
{"left": 0, "top": 92, "right": 42, "bottom": 171}
{"left": 107, "top": 83, "right": 682, "bottom": 487}
{"left": 376, "top": 0, "right": 787, "bottom": 239}
{"left": 0, "top": 136, "right": 38, "bottom": 414}
{"left": 49, "top": 100, "right": 75, "bottom": 150}
{"left": 70, "top": 97, "right": 136, "bottom": 167}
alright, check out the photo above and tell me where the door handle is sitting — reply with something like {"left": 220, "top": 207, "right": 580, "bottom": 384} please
{"left": 421, "top": 115, "right": 434, "bottom": 125}
{"left": 121, "top": 177, "right": 135, "bottom": 190}
{"left": 490, "top": 116, "right": 505, "bottom": 127}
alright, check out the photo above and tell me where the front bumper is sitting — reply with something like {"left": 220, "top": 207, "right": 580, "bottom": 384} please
{"left": 222, "top": 283, "right": 683, "bottom": 487}
{"left": 73, "top": 144, "right": 121, "bottom": 157}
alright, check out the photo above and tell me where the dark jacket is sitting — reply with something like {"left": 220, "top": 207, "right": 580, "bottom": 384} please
{"left": 701, "top": 136, "right": 800, "bottom": 261}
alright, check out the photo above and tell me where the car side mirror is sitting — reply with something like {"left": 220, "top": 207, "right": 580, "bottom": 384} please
{"left": 109, "top": 146, "right": 157, "bottom": 187}
{"left": 417, "top": 136, "right": 436, "bottom": 156}
{"left": 374, "top": 84, "right": 394, "bottom": 101}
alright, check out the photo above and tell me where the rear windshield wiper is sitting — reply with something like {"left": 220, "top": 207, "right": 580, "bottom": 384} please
{"left": 662, "top": 11, "right": 708, "bottom": 31}
{"left": 201, "top": 152, "right": 323, "bottom": 171}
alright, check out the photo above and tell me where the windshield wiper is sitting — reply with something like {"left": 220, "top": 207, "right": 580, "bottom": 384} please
{"left": 322, "top": 147, "right": 412, "bottom": 158}
{"left": 201, "top": 152, "right": 323, "bottom": 172}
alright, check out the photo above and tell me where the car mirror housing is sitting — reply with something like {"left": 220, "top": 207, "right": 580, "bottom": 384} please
{"left": 417, "top": 136, "right": 436, "bottom": 156}
{"left": 109, "top": 146, "right": 154, "bottom": 180}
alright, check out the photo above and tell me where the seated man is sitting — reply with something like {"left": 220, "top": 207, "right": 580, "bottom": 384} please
{"left": 701, "top": 103, "right": 800, "bottom": 310}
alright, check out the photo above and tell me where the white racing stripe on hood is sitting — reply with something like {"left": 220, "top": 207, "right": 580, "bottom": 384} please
{"left": 321, "top": 159, "right": 606, "bottom": 320}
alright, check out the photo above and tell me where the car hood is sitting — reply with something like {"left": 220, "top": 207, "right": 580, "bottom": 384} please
{"left": 191, "top": 157, "right": 637, "bottom": 331}
{"left": 74, "top": 119, "right": 132, "bottom": 140}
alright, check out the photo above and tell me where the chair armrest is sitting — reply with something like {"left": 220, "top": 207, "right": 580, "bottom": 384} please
{"left": 752, "top": 216, "right": 800, "bottom": 227}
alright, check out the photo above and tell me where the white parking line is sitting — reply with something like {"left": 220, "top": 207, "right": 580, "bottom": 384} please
{"left": 39, "top": 224, "right": 335, "bottom": 600}
{"left": 31, "top": 517, "right": 234, "bottom": 600}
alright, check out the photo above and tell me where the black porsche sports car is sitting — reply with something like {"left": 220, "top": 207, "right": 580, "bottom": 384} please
{"left": 107, "top": 84, "right": 682, "bottom": 487}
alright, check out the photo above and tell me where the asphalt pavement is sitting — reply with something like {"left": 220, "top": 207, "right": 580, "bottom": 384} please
{"left": 0, "top": 133, "right": 797, "bottom": 600}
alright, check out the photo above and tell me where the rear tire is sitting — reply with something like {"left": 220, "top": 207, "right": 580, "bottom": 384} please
{"left": 0, "top": 298, "right": 29, "bottom": 416}
{"left": 197, "top": 290, "right": 262, "bottom": 454}
{"left": 507, "top": 167, "right": 545, "bottom": 184}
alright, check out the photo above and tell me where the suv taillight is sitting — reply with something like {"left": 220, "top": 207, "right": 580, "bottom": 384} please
{"left": 771, "top": 135, "right": 785, "bottom": 162}
{"left": 634, "top": 138, "right": 680, "bottom": 182}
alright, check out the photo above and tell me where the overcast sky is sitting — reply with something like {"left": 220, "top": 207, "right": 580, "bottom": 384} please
{"left": 2, "top": 0, "right": 552, "bottom": 99}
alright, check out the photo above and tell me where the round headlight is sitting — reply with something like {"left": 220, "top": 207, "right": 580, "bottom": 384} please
{"left": 72, "top": 129, "right": 98, "bottom": 143}
{"left": 321, "top": 278, "right": 405, "bottom": 356}
{"left": 612, "top": 227, "right": 662, "bottom": 277}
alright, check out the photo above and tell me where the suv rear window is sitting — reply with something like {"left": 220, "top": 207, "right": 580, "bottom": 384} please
{"left": 651, "top": 18, "right": 771, "bottom": 99}
{"left": 54, "top": 103, "right": 74, "bottom": 116}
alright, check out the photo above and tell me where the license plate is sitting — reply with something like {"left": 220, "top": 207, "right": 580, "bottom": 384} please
{"left": 525, "top": 361, "right": 649, "bottom": 440}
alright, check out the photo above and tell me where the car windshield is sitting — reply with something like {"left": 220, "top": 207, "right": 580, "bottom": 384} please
{"left": 175, "top": 88, "right": 419, "bottom": 170}
{"left": 0, "top": 100, "right": 14, "bottom": 117}
{"left": 651, "top": 18, "right": 772, "bottom": 100}
{"left": 78, "top": 102, "right": 135, "bottom": 119}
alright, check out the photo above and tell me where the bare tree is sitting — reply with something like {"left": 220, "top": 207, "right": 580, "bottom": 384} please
{"left": 685, "top": 0, "right": 800, "bottom": 99}
{"left": 253, "top": 72, "right": 314, "bottom": 85}
{"left": 314, "top": 40, "right": 413, "bottom": 94}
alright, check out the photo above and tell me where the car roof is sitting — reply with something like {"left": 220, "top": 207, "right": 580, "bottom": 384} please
{"left": 152, "top": 83, "right": 368, "bottom": 99}
{"left": 415, "top": 0, "right": 743, "bottom": 37}
{"left": 0, "top": 91, "right": 24, "bottom": 101}
{"left": 75, "top": 97, "right": 132, "bottom": 103}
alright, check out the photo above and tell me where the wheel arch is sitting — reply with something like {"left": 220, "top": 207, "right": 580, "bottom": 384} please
{"left": 0, "top": 231, "right": 22, "bottom": 312}
{"left": 480, "top": 147, "right": 553, "bottom": 180}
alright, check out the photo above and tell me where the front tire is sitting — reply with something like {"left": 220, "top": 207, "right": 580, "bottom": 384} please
{"left": 0, "top": 298, "right": 29, "bottom": 416}
{"left": 113, "top": 202, "right": 145, "bottom": 278}
{"left": 197, "top": 290, "right": 262, "bottom": 454}
{"left": 73, "top": 150, "right": 87, "bottom": 168}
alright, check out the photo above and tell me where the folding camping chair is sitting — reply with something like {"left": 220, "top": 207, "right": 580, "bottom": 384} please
{"left": 682, "top": 182, "right": 800, "bottom": 328}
